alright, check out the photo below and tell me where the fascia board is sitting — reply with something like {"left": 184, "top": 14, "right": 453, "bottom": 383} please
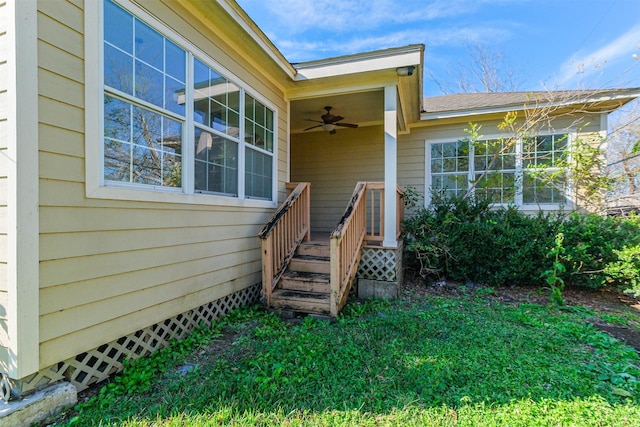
{"left": 421, "top": 92, "right": 640, "bottom": 122}
{"left": 294, "top": 46, "right": 423, "bottom": 81}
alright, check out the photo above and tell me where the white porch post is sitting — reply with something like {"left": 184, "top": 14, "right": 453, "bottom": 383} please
{"left": 383, "top": 85, "right": 398, "bottom": 248}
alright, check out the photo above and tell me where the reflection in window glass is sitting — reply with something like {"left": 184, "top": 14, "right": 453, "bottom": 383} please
{"left": 245, "top": 148, "right": 273, "bottom": 199}
{"left": 104, "top": 96, "right": 182, "bottom": 187}
{"left": 103, "top": 0, "right": 186, "bottom": 113}
{"left": 194, "top": 128, "right": 238, "bottom": 195}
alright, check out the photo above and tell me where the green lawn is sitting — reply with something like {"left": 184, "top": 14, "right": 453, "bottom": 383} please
{"left": 59, "top": 289, "right": 640, "bottom": 426}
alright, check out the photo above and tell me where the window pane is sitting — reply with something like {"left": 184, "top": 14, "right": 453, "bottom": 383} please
{"left": 193, "top": 128, "right": 238, "bottom": 195}
{"left": 134, "top": 20, "right": 163, "bottom": 70}
{"left": 104, "top": 0, "right": 133, "bottom": 54}
{"left": 104, "top": 96, "right": 131, "bottom": 141}
{"left": 165, "top": 76, "right": 185, "bottom": 115}
{"left": 523, "top": 172, "right": 567, "bottom": 204}
{"left": 104, "top": 44, "right": 133, "bottom": 95}
{"left": 104, "top": 97, "right": 182, "bottom": 188}
{"left": 135, "top": 60, "right": 163, "bottom": 106}
{"left": 165, "top": 39, "right": 185, "bottom": 82}
{"left": 246, "top": 148, "right": 272, "bottom": 199}
{"left": 475, "top": 172, "right": 516, "bottom": 204}
{"left": 244, "top": 94, "right": 275, "bottom": 153}
{"left": 104, "top": 139, "right": 131, "bottom": 182}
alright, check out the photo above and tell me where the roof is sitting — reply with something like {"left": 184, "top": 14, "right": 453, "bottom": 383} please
{"left": 421, "top": 88, "right": 640, "bottom": 120}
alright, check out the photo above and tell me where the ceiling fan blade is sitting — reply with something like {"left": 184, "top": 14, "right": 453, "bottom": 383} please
{"left": 329, "top": 129, "right": 337, "bottom": 135}
{"left": 304, "top": 118, "right": 323, "bottom": 123}
{"left": 335, "top": 122, "right": 358, "bottom": 128}
{"left": 304, "top": 124, "right": 323, "bottom": 131}
{"left": 321, "top": 113, "right": 344, "bottom": 123}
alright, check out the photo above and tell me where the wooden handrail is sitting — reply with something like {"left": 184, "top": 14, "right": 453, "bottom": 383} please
{"left": 396, "top": 185, "right": 404, "bottom": 239}
{"left": 329, "top": 182, "right": 367, "bottom": 316}
{"left": 258, "top": 182, "right": 311, "bottom": 306}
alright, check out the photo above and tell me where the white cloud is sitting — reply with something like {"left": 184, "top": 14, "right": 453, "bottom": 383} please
{"left": 272, "top": 24, "right": 512, "bottom": 62}
{"left": 554, "top": 24, "right": 640, "bottom": 88}
{"left": 251, "top": 0, "right": 522, "bottom": 34}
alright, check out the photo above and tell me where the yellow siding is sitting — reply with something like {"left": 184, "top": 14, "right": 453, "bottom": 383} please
{"left": 36, "top": 1, "right": 288, "bottom": 366}
{"left": 291, "top": 125, "right": 385, "bottom": 233}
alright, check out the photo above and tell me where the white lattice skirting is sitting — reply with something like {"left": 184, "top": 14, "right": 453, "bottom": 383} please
{"left": 357, "top": 242, "right": 404, "bottom": 283}
{"left": 19, "top": 283, "right": 261, "bottom": 395}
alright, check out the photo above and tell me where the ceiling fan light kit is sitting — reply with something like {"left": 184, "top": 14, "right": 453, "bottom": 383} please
{"left": 303, "top": 106, "right": 359, "bottom": 135}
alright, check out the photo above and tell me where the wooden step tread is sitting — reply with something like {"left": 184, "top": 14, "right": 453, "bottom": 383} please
{"left": 282, "top": 270, "right": 329, "bottom": 282}
{"left": 293, "top": 254, "right": 329, "bottom": 262}
{"left": 272, "top": 289, "right": 330, "bottom": 300}
{"left": 271, "top": 289, "right": 331, "bottom": 315}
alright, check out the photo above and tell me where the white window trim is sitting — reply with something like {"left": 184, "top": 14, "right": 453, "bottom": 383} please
{"left": 424, "top": 131, "right": 576, "bottom": 210}
{"left": 85, "top": 0, "right": 278, "bottom": 208}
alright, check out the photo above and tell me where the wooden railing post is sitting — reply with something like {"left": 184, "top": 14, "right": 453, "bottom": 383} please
{"left": 329, "top": 237, "right": 339, "bottom": 317}
{"left": 261, "top": 235, "right": 274, "bottom": 306}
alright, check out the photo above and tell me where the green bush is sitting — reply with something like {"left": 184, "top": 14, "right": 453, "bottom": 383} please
{"left": 604, "top": 245, "right": 640, "bottom": 296}
{"left": 403, "top": 194, "right": 557, "bottom": 287}
{"left": 558, "top": 213, "right": 640, "bottom": 289}
{"left": 403, "top": 193, "right": 640, "bottom": 292}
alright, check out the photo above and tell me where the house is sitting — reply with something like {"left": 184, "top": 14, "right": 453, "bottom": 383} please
{"left": 0, "top": 0, "right": 638, "bottom": 399}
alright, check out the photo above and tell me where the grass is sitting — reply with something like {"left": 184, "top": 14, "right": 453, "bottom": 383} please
{"left": 57, "top": 289, "right": 640, "bottom": 426}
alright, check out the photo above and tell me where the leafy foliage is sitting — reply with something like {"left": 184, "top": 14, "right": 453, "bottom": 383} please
{"left": 403, "top": 193, "right": 558, "bottom": 287}
{"left": 404, "top": 193, "right": 640, "bottom": 293}
{"left": 558, "top": 213, "right": 640, "bottom": 289}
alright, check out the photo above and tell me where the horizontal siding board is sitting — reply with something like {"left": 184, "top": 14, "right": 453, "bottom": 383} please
{"left": 38, "top": 123, "right": 84, "bottom": 157}
{"left": 39, "top": 151, "right": 84, "bottom": 183}
{"left": 0, "top": 265, "right": 6, "bottom": 291}
{"left": 40, "top": 223, "right": 256, "bottom": 260}
{"left": 40, "top": 206, "right": 268, "bottom": 233}
{"left": 40, "top": 271, "right": 260, "bottom": 367}
{"left": 37, "top": 10, "right": 83, "bottom": 58}
{"left": 38, "top": 95, "right": 84, "bottom": 132}
{"left": 41, "top": 257, "right": 261, "bottom": 315}
{"left": 0, "top": 178, "right": 7, "bottom": 205}
{"left": 41, "top": 255, "right": 260, "bottom": 322}
{"left": 38, "top": 40, "right": 83, "bottom": 84}
{"left": 38, "top": 68, "right": 84, "bottom": 109}
{"left": 40, "top": 236, "right": 259, "bottom": 287}
{"left": 40, "top": 252, "right": 259, "bottom": 341}
{"left": 0, "top": 234, "right": 6, "bottom": 263}
{"left": 38, "top": 0, "right": 83, "bottom": 34}
{"left": 0, "top": 291, "right": 6, "bottom": 319}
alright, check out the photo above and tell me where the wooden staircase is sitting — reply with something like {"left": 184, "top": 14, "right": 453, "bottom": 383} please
{"left": 259, "top": 181, "right": 404, "bottom": 317}
{"left": 270, "top": 240, "right": 332, "bottom": 315}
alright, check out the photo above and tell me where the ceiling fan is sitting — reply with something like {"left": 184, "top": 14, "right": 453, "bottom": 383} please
{"left": 303, "top": 106, "right": 359, "bottom": 135}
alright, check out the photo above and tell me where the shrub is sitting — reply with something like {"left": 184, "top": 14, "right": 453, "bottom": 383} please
{"left": 403, "top": 194, "right": 640, "bottom": 293}
{"left": 558, "top": 213, "right": 640, "bottom": 289}
{"left": 604, "top": 245, "right": 640, "bottom": 296}
{"left": 403, "top": 194, "right": 558, "bottom": 287}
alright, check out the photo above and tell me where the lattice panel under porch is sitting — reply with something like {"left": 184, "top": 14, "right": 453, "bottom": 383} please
{"left": 357, "top": 243, "right": 403, "bottom": 282}
{"left": 21, "top": 284, "right": 260, "bottom": 394}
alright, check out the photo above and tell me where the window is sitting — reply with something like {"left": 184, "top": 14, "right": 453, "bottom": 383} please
{"left": 427, "top": 134, "right": 570, "bottom": 207}
{"left": 101, "top": 0, "right": 276, "bottom": 202}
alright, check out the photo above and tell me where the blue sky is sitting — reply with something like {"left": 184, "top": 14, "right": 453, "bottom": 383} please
{"left": 236, "top": 0, "right": 640, "bottom": 96}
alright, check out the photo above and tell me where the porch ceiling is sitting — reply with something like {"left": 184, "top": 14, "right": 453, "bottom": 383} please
{"left": 290, "top": 91, "right": 384, "bottom": 134}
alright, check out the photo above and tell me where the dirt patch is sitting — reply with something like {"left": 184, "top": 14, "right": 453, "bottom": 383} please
{"left": 401, "top": 272, "right": 640, "bottom": 352}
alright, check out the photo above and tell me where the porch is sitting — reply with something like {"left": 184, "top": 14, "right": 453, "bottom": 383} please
{"left": 258, "top": 182, "right": 404, "bottom": 317}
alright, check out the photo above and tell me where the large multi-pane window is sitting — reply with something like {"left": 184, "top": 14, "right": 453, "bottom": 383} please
{"left": 428, "top": 134, "right": 569, "bottom": 206}
{"left": 102, "top": 0, "right": 275, "bottom": 201}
